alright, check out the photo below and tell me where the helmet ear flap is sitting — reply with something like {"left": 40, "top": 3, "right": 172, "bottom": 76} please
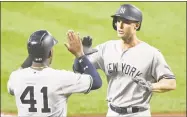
{"left": 112, "top": 18, "right": 117, "bottom": 30}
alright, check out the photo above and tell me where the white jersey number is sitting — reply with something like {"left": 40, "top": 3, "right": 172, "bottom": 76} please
{"left": 20, "top": 86, "right": 51, "bottom": 113}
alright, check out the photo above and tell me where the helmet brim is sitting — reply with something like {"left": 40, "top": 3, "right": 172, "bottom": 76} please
{"left": 53, "top": 38, "right": 58, "bottom": 45}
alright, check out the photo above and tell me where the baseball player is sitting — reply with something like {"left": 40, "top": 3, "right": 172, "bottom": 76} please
{"left": 73, "top": 4, "right": 176, "bottom": 117}
{"left": 7, "top": 30, "right": 102, "bottom": 117}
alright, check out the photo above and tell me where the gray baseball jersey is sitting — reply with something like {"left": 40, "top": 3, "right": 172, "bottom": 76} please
{"left": 7, "top": 67, "right": 93, "bottom": 117}
{"left": 88, "top": 39, "right": 175, "bottom": 108}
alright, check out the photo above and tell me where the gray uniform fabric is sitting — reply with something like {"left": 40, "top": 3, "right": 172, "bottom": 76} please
{"left": 87, "top": 40, "right": 175, "bottom": 116}
{"left": 7, "top": 67, "right": 92, "bottom": 117}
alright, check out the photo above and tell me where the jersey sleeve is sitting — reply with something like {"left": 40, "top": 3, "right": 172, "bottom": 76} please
{"left": 87, "top": 43, "right": 105, "bottom": 71}
{"left": 60, "top": 70, "right": 93, "bottom": 95}
{"left": 151, "top": 50, "right": 175, "bottom": 81}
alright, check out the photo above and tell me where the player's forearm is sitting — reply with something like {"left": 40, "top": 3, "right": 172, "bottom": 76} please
{"left": 151, "top": 79, "right": 176, "bottom": 93}
{"left": 78, "top": 55, "right": 102, "bottom": 90}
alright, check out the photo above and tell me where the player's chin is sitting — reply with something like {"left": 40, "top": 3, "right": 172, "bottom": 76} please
{"left": 117, "top": 33, "right": 125, "bottom": 38}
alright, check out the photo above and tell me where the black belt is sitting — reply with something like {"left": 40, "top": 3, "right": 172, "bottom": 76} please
{"left": 110, "top": 104, "right": 140, "bottom": 114}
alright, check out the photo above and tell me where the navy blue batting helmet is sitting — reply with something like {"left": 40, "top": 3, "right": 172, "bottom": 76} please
{"left": 27, "top": 30, "right": 58, "bottom": 63}
{"left": 111, "top": 4, "right": 143, "bottom": 31}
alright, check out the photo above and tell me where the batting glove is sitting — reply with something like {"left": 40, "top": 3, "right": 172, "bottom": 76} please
{"left": 82, "top": 36, "right": 98, "bottom": 55}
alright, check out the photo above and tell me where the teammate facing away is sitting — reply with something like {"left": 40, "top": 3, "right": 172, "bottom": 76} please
{"left": 73, "top": 4, "right": 176, "bottom": 117}
{"left": 7, "top": 30, "right": 102, "bottom": 117}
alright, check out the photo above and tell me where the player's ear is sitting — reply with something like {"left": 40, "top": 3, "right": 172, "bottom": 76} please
{"left": 47, "top": 49, "right": 53, "bottom": 65}
{"left": 48, "top": 49, "right": 53, "bottom": 58}
{"left": 135, "top": 22, "right": 140, "bottom": 30}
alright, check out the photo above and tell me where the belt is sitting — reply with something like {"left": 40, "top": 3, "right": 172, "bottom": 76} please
{"left": 110, "top": 104, "right": 140, "bottom": 114}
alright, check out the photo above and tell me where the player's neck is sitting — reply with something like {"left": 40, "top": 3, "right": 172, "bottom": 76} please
{"left": 121, "top": 35, "right": 142, "bottom": 50}
{"left": 31, "top": 61, "right": 49, "bottom": 70}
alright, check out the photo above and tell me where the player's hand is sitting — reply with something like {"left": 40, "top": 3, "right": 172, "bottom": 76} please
{"left": 132, "top": 76, "right": 153, "bottom": 92}
{"left": 65, "top": 30, "right": 84, "bottom": 58}
{"left": 82, "top": 36, "right": 98, "bottom": 55}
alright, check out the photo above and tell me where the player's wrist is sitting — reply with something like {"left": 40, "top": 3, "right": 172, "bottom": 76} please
{"left": 151, "top": 83, "right": 161, "bottom": 90}
{"left": 75, "top": 51, "right": 85, "bottom": 58}
{"left": 77, "top": 55, "right": 87, "bottom": 64}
